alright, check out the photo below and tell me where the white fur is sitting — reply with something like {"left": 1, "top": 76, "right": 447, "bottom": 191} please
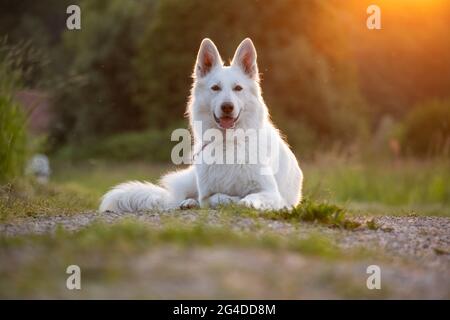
{"left": 99, "top": 38, "right": 303, "bottom": 213}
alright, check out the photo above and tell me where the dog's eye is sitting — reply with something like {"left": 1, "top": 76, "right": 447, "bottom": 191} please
{"left": 233, "top": 85, "right": 243, "bottom": 92}
{"left": 211, "top": 85, "right": 221, "bottom": 91}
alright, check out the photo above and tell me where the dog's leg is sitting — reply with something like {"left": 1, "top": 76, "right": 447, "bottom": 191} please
{"left": 239, "top": 192, "right": 283, "bottom": 210}
{"left": 179, "top": 198, "right": 200, "bottom": 209}
{"left": 237, "top": 170, "right": 285, "bottom": 210}
{"left": 207, "top": 193, "right": 241, "bottom": 208}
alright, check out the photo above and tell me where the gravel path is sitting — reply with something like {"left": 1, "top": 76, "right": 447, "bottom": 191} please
{"left": 1, "top": 210, "right": 449, "bottom": 269}
{"left": 1, "top": 211, "right": 449, "bottom": 298}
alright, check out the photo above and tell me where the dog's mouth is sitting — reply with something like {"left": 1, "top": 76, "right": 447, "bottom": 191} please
{"left": 213, "top": 111, "right": 241, "bottom": 130}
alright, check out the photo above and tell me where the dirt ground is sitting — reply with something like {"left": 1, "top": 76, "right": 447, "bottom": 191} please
{"left": 0, "top": 211, "right": 449, "bottom": 299}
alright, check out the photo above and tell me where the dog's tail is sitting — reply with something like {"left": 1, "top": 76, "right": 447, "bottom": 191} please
{"left": 99, "top": 167, "right": 196, "bottom": 213}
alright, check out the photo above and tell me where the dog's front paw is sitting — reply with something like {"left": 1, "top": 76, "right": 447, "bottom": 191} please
{"left": 179, "top": 198, "right": 199, "bottom": 209}
{"left": 239, "top": 194, "right": 283, "bottom": 210}
{"left": 239, "top": 194, "right": 264, "bottom": 210}
{"left": 208, "top": 193, "right": 240, "bottom": 208}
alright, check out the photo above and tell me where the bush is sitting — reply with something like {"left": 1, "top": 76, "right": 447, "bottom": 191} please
{"left": 57, "top": 129, "right": 177, "bottom": 163}
{"left": 134, "top": 0, "right": 368, "bottom": 141}
{"left": 49, "top": 0, "right": 154, "bottom": 147}
{"left": 44, "top": 0, "right": 369, "bottom": 154}
{"left": 0, "top": 97, "right": 27, "bottom": 182}
{"left": 0, "top": 44, "right": 27, "bottom": 183}
{"left": 402, "top": 99, "right": 450, "bottom": 157}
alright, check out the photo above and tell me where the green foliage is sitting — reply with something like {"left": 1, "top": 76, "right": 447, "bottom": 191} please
{"left": 3, "top": 0, "right": 450, "bottom": 160}
{"left": 402, "top": 99, "right": 450, "bottom": 157}
{"left": 0, "top": 218, "right": 340, "bottom": 259}
{"left": 0, "top": 179, "right": 97, "bottom": 221}
{"left": 305, "top": 158, "right": 450, "bottom": 208}
{"left": 218, "top": 197, "right": 360, "bottom": 229}
{"left": 0, "top": 44, "right": 27, "bottom": 183}
{"left": 50, "top": 0, "right": 154, "bottom": 147}
{"left": 366, "top": 218, "right": 379, "bottom": 230}
{"left": 267, "top": 198, "right": 361, "bottom": 230}
{"left": 135, "top": 0, "right": 368, "bottom": 141}
{"left": 0, "top": 98, "right": 27, "bottom": 183}
{"left": 56, "top": 129, "right": 176, "bottom": 163}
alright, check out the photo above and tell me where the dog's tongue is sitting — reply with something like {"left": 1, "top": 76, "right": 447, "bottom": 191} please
{"left": 220, "top": 117, "right": 234, "bottom": 129}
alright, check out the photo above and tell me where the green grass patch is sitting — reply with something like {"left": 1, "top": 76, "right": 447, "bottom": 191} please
{"left": 219, "top": 199, "right": 361, "bottom": 230}
{"left": 55, "top": 129, "right": 177, "bottom": 163}
{"left": 0, "top": 219, "right": 358, "bottom": 298}
{"left": 0, "top": 179, "right": 97, "bottom": 221}
{"left": 51, "top": 160, "right": 170, "bottom": 199}
{"left": 304, "top": 158, "right": 450, "bottom": 212}
{"left": 0, "top": 44, "right": 27, "bottom": 183}
{"left": 366, "top": 218, "right": 379, "bottom": 230}
{"left": 2, "top": 156, "right": 448, "bottom": 223}
{"left": 272, "top": 199, "right": 362, "bottom": 230}
{"left": 0, "top": 218, "right": 343, "bottom": 260}
{"left": 47, "top": 157, "right": 449, "bottom": 218}
{"left": 280, "top": 199, "right": 361, "bottom": 229}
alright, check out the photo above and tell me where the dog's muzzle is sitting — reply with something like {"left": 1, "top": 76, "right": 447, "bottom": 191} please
{"left": 213, "top": 110, "right": 241, "bottom": 129}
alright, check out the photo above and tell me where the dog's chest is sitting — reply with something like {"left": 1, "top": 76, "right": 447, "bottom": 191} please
{"left": 196, "top": 163, "right": 261, "bottom": 197}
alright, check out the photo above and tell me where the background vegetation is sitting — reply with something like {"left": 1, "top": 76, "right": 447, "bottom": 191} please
{"left": 0, "top": 0, "right": 449, "bottom": 215}
{"left": 0, "top": 42, "right": 27, "bottom": 183}
{"left": 0, "top": 0, "right": 449, "bottom": 300}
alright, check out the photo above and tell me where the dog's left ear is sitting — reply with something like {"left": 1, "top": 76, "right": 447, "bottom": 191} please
{"left": 232, "top": 38, "right": 259, "bottom": 80}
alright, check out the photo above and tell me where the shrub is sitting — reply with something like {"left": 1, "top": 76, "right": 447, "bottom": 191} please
{"left": 402, "top": 99, "right": 450, "bottom": 157}
{"left": 49, "top": 0, "right": 154, "bottom": 147}
{"left": 0, "top": 97, "right": 27, "bottom": 182}
{"left": 57, "top": 129, "right": 177, "bottom": 163}
{"left": 0, "top": 44, "right": 27, "bottom": 183}
{"left": 91, "top": 129, "right": 176, "bottom": 162}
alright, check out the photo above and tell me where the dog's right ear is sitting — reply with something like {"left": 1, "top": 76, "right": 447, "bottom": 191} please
{"left": 195, "top": 38, "right": 222, "bottom": 78}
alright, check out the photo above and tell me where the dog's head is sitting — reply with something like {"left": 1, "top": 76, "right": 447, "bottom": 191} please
{"left": 190, "top": 38, "right": 265, "bottom": 131}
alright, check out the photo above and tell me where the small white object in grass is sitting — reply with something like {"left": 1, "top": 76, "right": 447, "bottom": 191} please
{"left": 26, "top": 154, "right": 51, "bottom": 184}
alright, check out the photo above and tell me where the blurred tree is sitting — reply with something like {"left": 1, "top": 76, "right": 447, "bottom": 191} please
{"left": 342, "top": 0, "right": 450, "bottom": 122}
{"left": 6, "top": 0, "right": 448, "bottom": 157}
{"left": 49, "top": 0, "right": 155, "bottom": 147}
{"left": 134, "top": 0, "right": 368, "bottom": 144}
{"left": 0, "top": 0, "right": 74, "bottom": 87}
{"left": 402, "top": 99, "right": 450, "bottom": 157}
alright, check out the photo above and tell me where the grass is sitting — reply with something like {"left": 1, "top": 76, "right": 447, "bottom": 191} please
{"left": 0, "top": 55, "right": 27, "bottom": 183}
{"left": 0, "top": 96, "right": 27, "bottom": 183}
{"left": 366, "top": 218, "right": 379, "bottom": 230}
{"left": 0, "top": 218, "right": 341, "bottom": 258}
{"left": 303, "top": 157, "right": 450, "bottom": 216}
{"left": 219, "top": 199, "right": 363, "bottom": 230}
{"left": 0, "top": 156, "right": 448, "bottom": 221}
{"left": 51, "top": 160, "right": 169, "bottom": 200}
{"left": 0, "top": 219, "right": 346, "bottom": 298}
{"left": 0, "top": 160, "right": 170, "bottom": 221}
{"left": 269, "top": 199, "right": 362, "bottom": 230}
{"left": 48, "top": 157, "right": 450, "bottom": 218}
{"left": 0, "top": 158, "right": 447, "bottom": 298}
{"left": 0, "top": 179, "right": 97, "bottom": 221}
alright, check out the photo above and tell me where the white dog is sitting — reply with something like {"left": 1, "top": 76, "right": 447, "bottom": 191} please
{"left": 100, "top": 38, "right": 302, "bottom": 212}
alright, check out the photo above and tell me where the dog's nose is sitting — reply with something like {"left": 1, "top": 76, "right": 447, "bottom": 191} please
{"left": 221, "top": 103, "right": 234, "bottom": 114}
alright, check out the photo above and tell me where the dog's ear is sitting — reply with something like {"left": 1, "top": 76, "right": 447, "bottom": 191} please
{"left": 232, "top": 38, "right": 259, "bottom": 80}
{"left": 195, "top": 38, "right": 222, "bottom": 78}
